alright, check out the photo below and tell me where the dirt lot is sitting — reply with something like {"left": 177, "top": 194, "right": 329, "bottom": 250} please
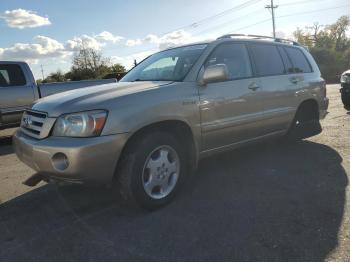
{"left": 0, "top": 84, "right": 349, "bottom": 261}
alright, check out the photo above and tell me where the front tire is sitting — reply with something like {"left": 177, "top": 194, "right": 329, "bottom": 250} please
{"left": 116, "top": 131, "right": 187, "bottom": 210}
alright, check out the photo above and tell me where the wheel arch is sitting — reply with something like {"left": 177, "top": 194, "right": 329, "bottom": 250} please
{"left": 295, "top": 98, "right": 320, "bottom": 120}
{"left": 115, "top": 119, "right": 199, "bottom": 179}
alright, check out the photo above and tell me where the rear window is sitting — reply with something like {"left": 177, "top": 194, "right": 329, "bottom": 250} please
{"left": 250, "top": 44, "right": 285, "bottom": 76}
{"left": 0, "top": 64, "right": 26, "bottom": 87}
{"left": 284, "top": 47, "right": 312, "bottom": 73}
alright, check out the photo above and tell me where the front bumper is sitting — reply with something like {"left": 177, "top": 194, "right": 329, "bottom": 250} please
{"left": 340, "top": 83, "right": 350, "bottom": 94}
{"left": 13, "top": 130, "right": 128, "bottom": 185}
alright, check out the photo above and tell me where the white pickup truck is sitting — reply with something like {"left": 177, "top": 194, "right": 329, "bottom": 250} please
{"left": 0, "top": 61, "right": 117, "bottom": 130}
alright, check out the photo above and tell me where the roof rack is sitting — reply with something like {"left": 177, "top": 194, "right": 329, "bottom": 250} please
{"left": 217, "top": 34, "right": 301, "bottom": 46}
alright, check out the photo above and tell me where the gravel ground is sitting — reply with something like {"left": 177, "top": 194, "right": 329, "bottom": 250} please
{"left": 0, "top": 84, "right": 349, "bottom": 262}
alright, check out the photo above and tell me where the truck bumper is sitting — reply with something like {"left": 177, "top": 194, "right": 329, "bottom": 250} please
{"left": 13, "top": 130, "right": 128, "bottom": 185}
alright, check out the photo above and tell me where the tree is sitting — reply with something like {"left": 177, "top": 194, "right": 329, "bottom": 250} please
{"left": 293, "top": 27, "right": 313, "bottom": 47}
{"left": 306, "top": 22, "right": 323, "bottom": 43}
{"left": 328, "top": 16, "right": 350, "bottom": 51}
{"left": 42, "top": 70, "right": 66, "bottom": 83}
{"left": 292, "top": 16, "right": 350, "bottom": 83}
{"left": 110, "top": 64, "right": 126, "bottom": 74}
{"left": 70, "top": 43, "right": 111, "bottom": 80}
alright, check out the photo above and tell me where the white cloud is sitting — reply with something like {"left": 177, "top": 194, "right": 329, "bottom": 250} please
{"left": 65, "top": 34, "right": 103, "bottom": 51}
{"left": 94, "top": 31, "right": 123, "bottom": 43}
{"left": 157, "top": 30, "right": 193, "bottom": 50}
{"left": 126, "top": 30, "right": 194, "bottom": 50}
{"left": 0, "top": 35, "right": 67, "bottom": 63}
{"left": 144, "top": 34, "right": 159, "bottom": 44}
{"left": 0, "top": 30, "right": 127, "bottom": 64}
{"left": 0, "top": 9, "right": 51, "bottom": 29}
{"left": 0, "top": 28, "right": 198, "bottom": 77}
{"left": 66, "top": 31, "right": 124, "bottom": 51}
{"left": 126, "top": 39, "right": 143, "bottom": 47}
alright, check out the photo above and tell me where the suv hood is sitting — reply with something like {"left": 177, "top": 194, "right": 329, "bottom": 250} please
{"left": 33, "top": 81, "right": 172, "bottom": 117}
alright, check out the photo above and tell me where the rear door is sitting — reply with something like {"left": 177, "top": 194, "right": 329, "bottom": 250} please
{"left": 248, "top": 43, "right": 296, "bottom": 134}
{"left": 0, "top": 64, "right": 35, "bottom": 125}
{"left": 199, "top": 42, "right": 265, "bottom": 150}
{"left": 284, "top": 46, "right": 314, "bottom": 98}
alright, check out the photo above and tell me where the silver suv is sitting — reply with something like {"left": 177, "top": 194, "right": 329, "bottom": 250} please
{"left": 14, "top": 35, "right": 329, "bottom": 210}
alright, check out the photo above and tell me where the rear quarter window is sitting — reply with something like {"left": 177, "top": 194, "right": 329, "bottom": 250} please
{"left": 0, "top": 64, "right": 26, "bottom": 87}
{"left": 277, "top": 46, "right": 294, "bottom": 74}
{"left": 249, "top": 44, "right": 285, "bottom": 77}
{"left": 284, "top": 47, "right": 313, "bottom": 73}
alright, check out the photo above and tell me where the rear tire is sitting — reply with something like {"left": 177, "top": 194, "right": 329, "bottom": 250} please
{"left": 116, "top": 131, "right": 188, "bottom": 210}
{"left": 287, "top": 102, "right": 321, "bottom": 141}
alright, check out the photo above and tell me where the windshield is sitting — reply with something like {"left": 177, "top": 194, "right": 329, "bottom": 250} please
{"left": 120, "top": 44, "right": 208, "bottom": 82}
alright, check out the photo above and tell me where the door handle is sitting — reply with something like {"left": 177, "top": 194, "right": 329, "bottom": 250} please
{"left": 289, "top": 77, "right": 299, "bottom": 84}
{"left": 248, "top": 82, "right": 260, "bottom": 91}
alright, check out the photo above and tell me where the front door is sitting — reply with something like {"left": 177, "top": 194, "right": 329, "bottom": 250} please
{"left": 198, "top": 43, "right": 265, "bottom": 151}
{"left": 0, "top": 64, "right": 35, "bottom": 125}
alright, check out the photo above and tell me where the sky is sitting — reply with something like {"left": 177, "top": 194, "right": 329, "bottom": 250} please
{"left": 0, "top": 0, "right": 349, "bottom": 79}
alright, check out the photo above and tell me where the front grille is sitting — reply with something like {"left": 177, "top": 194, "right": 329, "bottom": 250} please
{"left": 21, "top": 110, "right": 47, "bottom": 139}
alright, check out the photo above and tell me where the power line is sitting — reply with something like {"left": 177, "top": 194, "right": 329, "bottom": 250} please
{"left": 153, "top": 0, "right": 264, "bottom": 36}
{"left": 279, "top": 0, "right": 327, "bottom": 7}
{"left": 105, "top": 0, "right": 264, "bottom": 53}
{"left": 192, "top": 9, "right": 264, "bottom": 36}
{"left": 224, "top": 3, "right": 350, "bottom": 35}
{"left": 277, "top": 3, "right": 350, "bottom": 19}
{"left": 192, "top": 0, "right": 332, "bottom": 37}
{"left": 106, "top": 2, "right": 350, "bottom": 62}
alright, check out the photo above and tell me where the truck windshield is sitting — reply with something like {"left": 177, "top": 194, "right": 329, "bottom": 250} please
{"left": 121, "top": 44, "right": 208, "bottom": 82}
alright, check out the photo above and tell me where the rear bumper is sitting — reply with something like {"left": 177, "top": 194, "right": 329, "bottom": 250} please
{"left": 13, "top": 130, "right": 128, "bottom": 185}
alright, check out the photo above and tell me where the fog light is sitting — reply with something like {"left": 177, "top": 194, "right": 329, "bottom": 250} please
{"left": 52, "top": 153, "right": 69, "bottom": 171}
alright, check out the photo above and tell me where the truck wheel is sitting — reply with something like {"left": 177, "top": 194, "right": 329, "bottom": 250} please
{"left": 341, "top": 93, "right": 350, "bottom": 108}
{"left": 116, "top": 131, "right": 187, "bottom": 210}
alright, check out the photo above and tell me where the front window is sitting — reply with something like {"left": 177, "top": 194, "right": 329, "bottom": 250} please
{"left": 121, "top": 44, "right": 207, "bottom": 82}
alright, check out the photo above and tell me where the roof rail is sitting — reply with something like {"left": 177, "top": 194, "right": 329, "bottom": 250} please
{"left": 217, "top": 34, "right": 301, "bottom": 46}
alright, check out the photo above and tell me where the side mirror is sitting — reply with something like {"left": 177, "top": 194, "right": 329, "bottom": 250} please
{"left": 199, "top": 64, "right": 229, "bottom": 86}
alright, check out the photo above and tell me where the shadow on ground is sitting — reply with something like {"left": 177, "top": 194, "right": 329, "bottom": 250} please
{"left": 0, "top": 140, "right": 347, "bottom": 261}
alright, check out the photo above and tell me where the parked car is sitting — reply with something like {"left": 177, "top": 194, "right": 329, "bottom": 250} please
{"left": 340, "top": 69, "right": 350, "bottom": 107}
{"left": 13, "top": 35, "right": 329, "bottom": 210}
{"left": 0, "top": 61, "right": 117, "bottom": 130}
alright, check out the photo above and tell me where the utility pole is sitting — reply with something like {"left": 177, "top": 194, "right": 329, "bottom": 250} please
{"left": 265, "top": 0, "right": 278, "bottom": 38}
{"left": 40, "top": 64, "right": 45, "bottom": 80}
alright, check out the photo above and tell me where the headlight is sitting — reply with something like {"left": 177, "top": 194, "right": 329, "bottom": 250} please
{"left": 341, "top": 74, "right": 350, "bottom": 83}
{"left": 52, "top": 110, "right": 107, "bottom": 137}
